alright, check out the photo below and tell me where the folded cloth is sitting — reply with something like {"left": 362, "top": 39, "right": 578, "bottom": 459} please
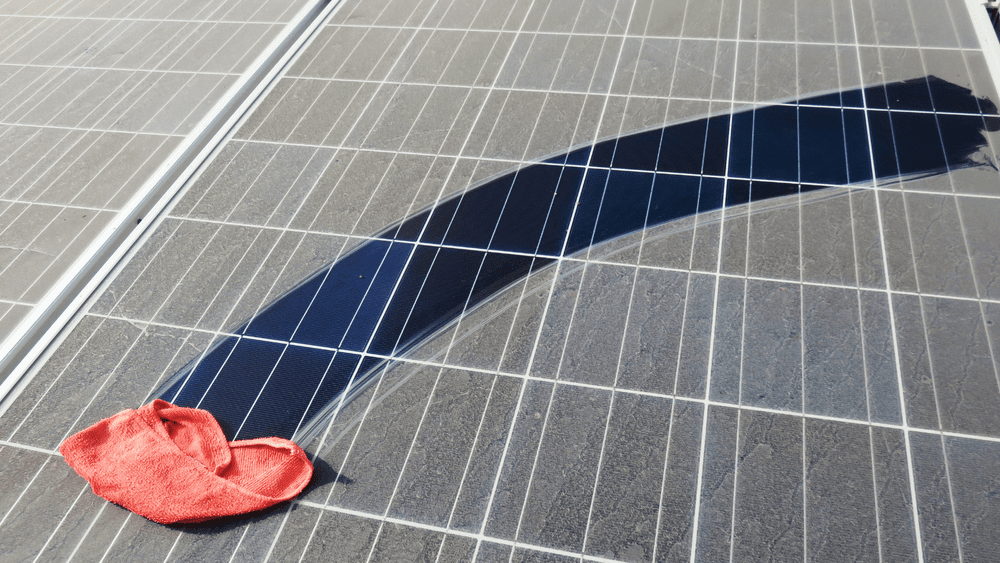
{"left": 60, "top": 399, "right": 313, "bottom": 524}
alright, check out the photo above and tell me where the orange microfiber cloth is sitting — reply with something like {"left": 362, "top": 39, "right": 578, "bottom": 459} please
{"left": 60, "top": 399, "right": 313, "bottom": 524}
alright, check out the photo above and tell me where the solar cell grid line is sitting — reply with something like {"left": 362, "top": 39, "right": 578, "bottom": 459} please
{"left": 649, "top": 3, "right": 730, "bottom": 559}
{"left": 484, "top": 1, "right": 650, "bottom": 559}
{"left": 80, "top": 202, "right": 1000, "bottom": 295}
{"left": 901, "top": 20, "right": 980, "bottom": 561}
{"left": 276, "top": 20, "right": 1000, "bottom": 51}
{"left": 185, "top": 7, "right": 407, "bottom": 218}
{"left": 793, "top": 2, "right": 811, "bottom": 560}
{"left": 828, "top": 2, "right": 891, "bottom": 555}
{"left": 242, "top": 4, "right": 409, "bottom": 141}
{"left": 0, "top": 25, "right": 125, "bottom": 118}
{"left": 916, "top": 58, "right": 1000, "bottom": 393}
{"left": 0, "top": 17, "right": 49, "bottom": 60}
{"left": 940, "top": 19, "right": 1000, "bottom": 398}
{"left": 430, "top": 9, "right": 633, "bottom": 559}
{"left": 50, "top": 307, "right": 1000, "bottom": 445}
{"left": 874, "top": 13, "right": 971, "bottom": 562}
{"left": 11, "top": 2, "right": 278, "bottom": 138}
{"left": 223, "top": 0, "right": 528, "bottom": 424}
{"left": 111, "top": 72, "right": 1000, "bottom": 556}
{"left": 29, "top": 479, "right": 90, "bottom": 562}
{"left": 284, "top": 0, "right": 532, "bottom": 490}
{"left": 727, "top": 4, "right": 762, "bottom": 560}
{"left": 849, "top": 0, "right": 925, "bottom": 560}
{"left": 0, "top": 3, "right": 198, "bottom": 173}
{"left": 357, "top": 0, "right": 594, "bottom": 556}
{"left": 0, "top": 454, "right": 49, "bottom": 529}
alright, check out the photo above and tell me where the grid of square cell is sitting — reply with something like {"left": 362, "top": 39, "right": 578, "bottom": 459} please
{"left": 1, "top": 0, "right": 1000, "bottom": 561}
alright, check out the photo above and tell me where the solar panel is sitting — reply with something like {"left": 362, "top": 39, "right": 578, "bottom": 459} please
{"left": 3, "top": 0, "right": 1000, "bottom": 560}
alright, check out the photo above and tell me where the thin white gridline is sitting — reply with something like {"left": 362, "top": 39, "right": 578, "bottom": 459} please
{"left": 264, "top": 21, "right": 987, "bottom": 52}
{"left": 136, "top": 205, "right": 1000, "bottom": 302}
{"left": 16, "top": 0, "right": 391, "bottom": 557}
{"left": 50, "top": 3, "right": 349, "bottom": 554}
{"left": 885, "top": 2, "right": 981, "bottom": 560}
{"left": 851, "top": 0, "right": 924, "bottom": 560}
{"left": 826, "top": 2, "right": 889, "bottom": 559}
{"left": 239, "top": 75, "right": 1000, "bottom": 120}
{"left": 0, "top": 0, "right": 295, "bottom": 131}
{"left": 180, "top": 139, "right": 1000, "bottom": 201}
{"left": 0, "top": 0, "right": 188, "bottom": 291}
{"left": 583, "top": 0, "right": 697, "bottom": 556}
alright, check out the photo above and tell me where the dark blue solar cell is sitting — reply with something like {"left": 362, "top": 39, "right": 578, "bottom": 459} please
{"left": 294, "top": 351, "right": 366, "bottom": 438}
{"left": 565, "top": 146, "right": 591, "bottom": 166}
{"left": 165, "top": 337, "right": 239, "bottom": 406}
{"left": 294, "top": 241, "right": 414, "bottom": 351}
{"left": 442, "top": 174, "right": 518, "bottom": 249}
{"left": 799, "top": 106, "right": 848, "bottom": 185}
{"left": 374, "top": 247, "right": 488, "bottom": 355}
{"left": 233, "top": 344, "right": 337, "bottom": 440}
{"left": 242, "top": 273, "right": 325, "bottom": 341}
{"left": 610, "top": 129, "right": 662, "bottom": 171}
{"left": 646, "top": 173, "right": 702, "bottom": 225}
{"left": 752, "top": 105, "right": 799, "bottom": 182}
{"left": 889, "top": 111, "right": 947, "bottom": 175}
{"left": 366, "top": 244, "right": 440, "bottom": 355}
{"left": 840, "top": 90, "right": 864, "bottom": 108}
{"left": 469, "top": 252, "right": 543, "bottom": 310}
{"left": 726, "top": 179, "right": 751, "bottom": 206}
{"left": 658, "top": 118, "right": 712, "bottom": 175}
{"left": 884, "top": 79, "right": 933, "bottom": 112}
{"left": 749, "top": 180, "right": 799, "bottom": 201}
{"left": 196, "top": 338, "right": 286, "bottom": 438}
{"left": 591, "top": 170, "right": 657, "bottom": 246}
{"left": 393, "top": 209, "right": 429, "bottom": 241}
{"left": 417, "top": 194, "right": 461, "bottom": 245}
{"left": 490, "top": 164, "right": 582, "bottom": 255}
{"left": 938, "top": 113, "right": 998, "bottom": 169}
{"left": 801, "top": 183, "right": 828, "bottom": 196}
{"left": 867, "top": 82, "right": 889, "bottom": 110}
{"left": 590, "top": 137, "right": 617, "bottom": 168}
{"left": 697, "top": 176, "right": 726, "bottom": 211}
{"left": 702, "top": 115, "right": 731, "bottom": 176}
{"left": 800, "top": 92, "right": 844, "bottom": 107}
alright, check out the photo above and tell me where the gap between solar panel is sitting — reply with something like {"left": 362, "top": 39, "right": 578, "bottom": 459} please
{"left": 152, "top": 76, "right": 998, "bottom": 447}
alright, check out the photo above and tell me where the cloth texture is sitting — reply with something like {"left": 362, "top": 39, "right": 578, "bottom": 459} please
{"left": 60, "top": 399, "right": 313, "bottom": 524}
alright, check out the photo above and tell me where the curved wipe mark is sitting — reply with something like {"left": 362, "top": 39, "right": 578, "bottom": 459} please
{"left": 155, "top": 77, "right": 998, "bottom": 443}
